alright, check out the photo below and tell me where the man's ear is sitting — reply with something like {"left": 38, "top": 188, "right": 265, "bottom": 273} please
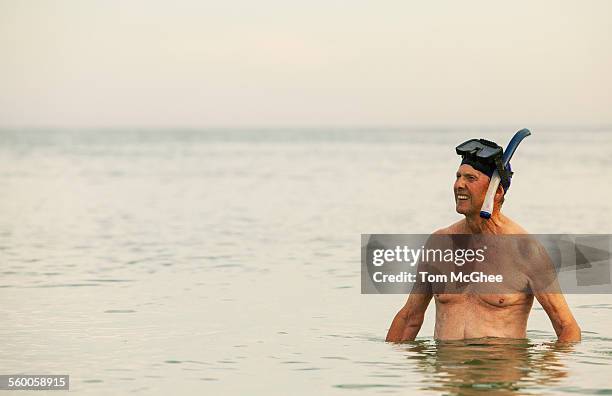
{"left": 494, "top": 184, "right": 505, "bottom": 204}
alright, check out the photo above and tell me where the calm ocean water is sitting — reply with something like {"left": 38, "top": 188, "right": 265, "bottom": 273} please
{"left": 1, "top": 128, "right": 611, "bottom": 395}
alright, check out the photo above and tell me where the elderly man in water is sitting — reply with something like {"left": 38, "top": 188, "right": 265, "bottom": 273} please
{"left": 386, "top": 138, "right": 581, "bottom": 342}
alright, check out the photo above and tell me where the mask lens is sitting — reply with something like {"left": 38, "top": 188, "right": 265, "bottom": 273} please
{"left": 456, "top": 139, "right": 502, "bottom": 161}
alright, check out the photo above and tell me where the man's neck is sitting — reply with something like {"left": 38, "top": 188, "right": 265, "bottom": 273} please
{"left": 464, "top": 211, "right": 505, "bottom": 234}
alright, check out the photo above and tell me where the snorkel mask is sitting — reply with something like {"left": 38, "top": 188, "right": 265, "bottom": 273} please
{"left": 456, "top": 138, "right": 512, "bottom": 193}
{"left": 455, "top": 129, "right": 531, "bottom": 219}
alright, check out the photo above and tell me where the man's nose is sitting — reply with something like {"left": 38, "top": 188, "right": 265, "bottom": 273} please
{"left": 454, "top": 177, "right": 465, "bottom": 190}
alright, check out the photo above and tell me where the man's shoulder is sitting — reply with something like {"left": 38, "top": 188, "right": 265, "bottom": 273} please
{"left": 502, "top": 216, "right": 529, "bottom": 234}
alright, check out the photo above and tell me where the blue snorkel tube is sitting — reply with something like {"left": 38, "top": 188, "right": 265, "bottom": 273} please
{"left": 480, "top": 128, "right": 531, "bottom": 219}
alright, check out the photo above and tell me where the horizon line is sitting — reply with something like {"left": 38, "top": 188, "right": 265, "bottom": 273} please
{"left": 1, "top": 123, "right": 612, "bottom": 132}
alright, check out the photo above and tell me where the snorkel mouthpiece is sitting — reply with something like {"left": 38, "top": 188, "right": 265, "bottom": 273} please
{"left": 455, "top": 129, "right": 531, "bottom": 219}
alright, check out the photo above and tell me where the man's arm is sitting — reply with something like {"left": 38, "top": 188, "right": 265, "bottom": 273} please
{"left": 524, "top": 237, "right": 581, "bottom": 342}
{"left": 385, "top": 291, "right": 432, "bottom": 342}
{"left": 535, "top": 292, "right": 581, "bottom": 342}
{"left": 385, "top": 232, "right": 446, "bottom": 342}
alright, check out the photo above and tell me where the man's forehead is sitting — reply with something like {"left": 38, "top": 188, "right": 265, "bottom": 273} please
{"left": 457, "top": 164, "right": 487, "bottom": 176}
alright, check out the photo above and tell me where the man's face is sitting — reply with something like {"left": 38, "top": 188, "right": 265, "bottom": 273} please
{"left": 454, "top": 164, "right": 491, "bottom": 216}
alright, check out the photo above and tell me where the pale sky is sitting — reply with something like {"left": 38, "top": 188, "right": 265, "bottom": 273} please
{"left": 1, "top": 0, "right": 611, "bottom": 128}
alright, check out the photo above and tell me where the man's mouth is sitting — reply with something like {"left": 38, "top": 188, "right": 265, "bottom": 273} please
{"left": 456, "top": 194, "right": 469, "bottom": 201}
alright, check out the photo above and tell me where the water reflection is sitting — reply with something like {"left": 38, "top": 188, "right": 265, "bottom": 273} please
{"left": 402, "top": 338, "right": 571, "bottom": 395}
